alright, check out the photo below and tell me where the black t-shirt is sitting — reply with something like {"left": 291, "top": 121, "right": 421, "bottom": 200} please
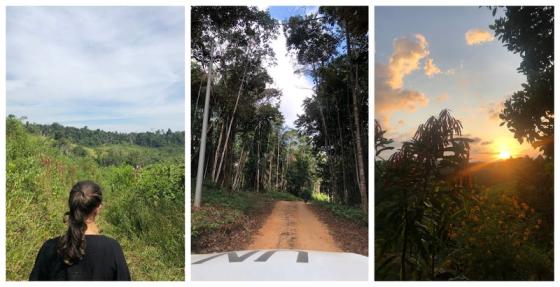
{"left": 29, "top": 235, "right": 131, "bottom": 281}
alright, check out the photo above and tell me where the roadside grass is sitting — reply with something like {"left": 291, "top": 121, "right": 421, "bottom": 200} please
{"left": 311, "top": 191, "right": 330, "bottom": 202}
{"left": 311, "top": 192, "right": 368, "bottom": 227}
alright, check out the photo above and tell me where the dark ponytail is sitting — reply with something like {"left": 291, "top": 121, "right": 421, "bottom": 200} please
{"left": 57, "top": 180, "right": 103, "bottom": 265}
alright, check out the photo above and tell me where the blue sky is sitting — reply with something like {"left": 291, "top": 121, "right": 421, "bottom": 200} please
{"left": 262, "top": 6, "right": 318, "bottom": 128}
{"left": 269, "top": 6, "right": 317, "bottom": 19}
{"left": 7, "top": 6, "right": 184, "bottom": 132}
{"left": 375, "top": 6, "right": 536, "bottom": 161}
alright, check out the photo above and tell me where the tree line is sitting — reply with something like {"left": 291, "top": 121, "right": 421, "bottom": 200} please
{"left": 10, "top": 114, "right": 185, "bottom": 148}
{"left": 289, "top": 7, "right": 369, "bottom": 211}
{"left": 191, "top": 6, "right": 285, "bottom": 204}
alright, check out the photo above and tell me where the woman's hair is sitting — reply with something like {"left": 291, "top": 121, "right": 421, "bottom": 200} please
{"left": 57, "top": 180, "right": 103, "bottom": 265}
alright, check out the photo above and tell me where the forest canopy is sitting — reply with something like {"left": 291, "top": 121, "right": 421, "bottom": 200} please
{"left": 10, "top": 114, "right": 185, "bottom": 148}
{"left": 191, "top": 6, "right": 369, "bottom": 212}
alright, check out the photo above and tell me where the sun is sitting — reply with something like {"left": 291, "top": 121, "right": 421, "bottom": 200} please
{"left": 492, "top": 137, "right": 519, "bottom": 160}
{"left": 498, "top": 150, "right": 511, "bottom": 159}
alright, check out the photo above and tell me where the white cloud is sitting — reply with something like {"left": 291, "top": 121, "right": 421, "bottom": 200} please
{"left": 304, "top": 6, "right": 319, "bottom": 15}
{"left": 6, "top": 7, "right": 184, "bottom": 132}
{"left": 375, "top": 63, "right": 429, "bottom": 127}
{"left": 387, "top": 34, "right": 429, "bottom": 89}
{"left": 256, "top": 5, "right": 269, "bottom": 11}
{"left": 266, "top": 31, "right": 314, "bottom": 128}
{"left": 465, "top": 28, "right": 495, "bottom": 46}
{"left": 376, "top": 34, "right": 432, "bottom": 127}
{"left": 424, "top": 58, "right": 441, "bottom": 77}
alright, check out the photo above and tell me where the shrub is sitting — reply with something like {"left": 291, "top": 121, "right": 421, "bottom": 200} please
{"left": 6, "top": 118, "right": 185, "bottom": 280}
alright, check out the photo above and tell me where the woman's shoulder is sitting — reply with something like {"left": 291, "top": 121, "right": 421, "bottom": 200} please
{"left": 35, "top": 237, "right": 61, "bottom": 258}
{"left": 86, "top": 235, "right": 123, "bottom": 249}
{"left": 41, "top": 237, "right": 60, "bottom": 250}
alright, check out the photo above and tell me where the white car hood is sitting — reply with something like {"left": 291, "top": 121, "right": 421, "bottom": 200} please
{"left": 191, "top": 249, "right": 368, "bottom": 281}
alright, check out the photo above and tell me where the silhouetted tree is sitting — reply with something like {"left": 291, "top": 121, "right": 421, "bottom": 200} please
{"left": 491, "top": 6, "right": 554, "bottom": 158}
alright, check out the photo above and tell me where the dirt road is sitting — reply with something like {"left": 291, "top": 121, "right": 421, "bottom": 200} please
{"left": 248, "top": 200, "right": 341, "bottom": 252}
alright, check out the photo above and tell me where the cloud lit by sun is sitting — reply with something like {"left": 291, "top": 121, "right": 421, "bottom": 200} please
{"left": 375, "top": 7, "right": 541, "bottom": 162}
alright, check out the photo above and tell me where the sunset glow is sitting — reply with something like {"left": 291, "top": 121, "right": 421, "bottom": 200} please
{"left": 375, "top": 7, "right": 538, "bottom": 162}
{"left": 375, "top": 6, "right": 554, "bottom": 281}
{"left": 492, "top": 137, "right": 519, "bottom": 160}
{"left": 498, "top": 150, "right": 511, "bottom": 159}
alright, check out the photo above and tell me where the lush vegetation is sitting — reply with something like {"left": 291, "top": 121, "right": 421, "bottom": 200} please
{"left": 6, "top": 117, "right": 184, "bottom": 281}
{"left": 191, "top": 6, "right": 286, "bottom": 201}
{"left": 190, "top": 7, "right": 369, "bottom": 254}
{"left": 312, "top": 194, "right": 368, "bottom": 227}
{"left": 375, "top": 111, "right": 553, "bottom": 280}
{"left": 288, "top": 7, "right": 369, "bottom": 211}
{"left": 191, "top": 181, "right": 300, "bottom": 243}
{"left": 375, "top": 6, "right": 553, "bottom": 281}
{"left": 492, "top": 6, "right": 554, "bottom": 157}
{"left": 191, "top": 6, "right": 368, "bottom": 214}
{"left": 24, "top": 120, "right": 184, "bottom": 148}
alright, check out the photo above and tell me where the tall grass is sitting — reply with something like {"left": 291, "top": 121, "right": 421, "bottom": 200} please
{"left": 6, "top": 118, "right": 184, "bottom": 281}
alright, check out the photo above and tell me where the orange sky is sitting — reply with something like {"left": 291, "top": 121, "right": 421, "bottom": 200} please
{"left": 375, "top": 7, "right": 543, "bottom": 162}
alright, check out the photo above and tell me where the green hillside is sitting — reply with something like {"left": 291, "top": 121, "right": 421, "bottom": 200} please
{"left": 6, "top": 117, "right": 185, "bottom": 281}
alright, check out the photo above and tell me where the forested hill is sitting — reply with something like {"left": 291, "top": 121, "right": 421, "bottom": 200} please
{"left": 9, "top": 114, "right": 184, "bottom": 148}
{"left": 7, "top": 116, "right": 184, "bottom": 167}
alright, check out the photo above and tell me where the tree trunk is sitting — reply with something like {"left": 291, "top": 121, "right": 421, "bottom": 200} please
{"left": 194, "top": 44, "right": 214, "bottom": 208}
{"left": 256, "top": 136, "right": 261, "bottom": 193}
{"left": 336, "top": 106, "right": 349, "bottom": 204}
{"left": 313, "top": 63, "right": 337, "bottom": 199}
{"left": 233, "top": 146, "right": 246, "bottom": 190}
{"left": 222, "top": 128, "right": 236, "bottom": 190}
{"left": 215, "top": 61, "right": 249, "bottom": 182}
{"left": 211, "top": 119, "right": 225, "bottom": 181}
{"left": 281, "top": 142, "right": 290, "bottom": 192}
{"left": 344, "top": 20, "right": 368, "bottom": 213}
{"left": 268, "top": 147, "right": 273, "bottom": 191}
{"left": 194, "top": 70, "right": 204, "bottom": 123}
{"left": 203, "top": 146, "right": 211, "bottom": 181}
{"left": 401, "top": 205, "right": 409, "bottom": 280}
{"left": 275, "top": 131, "right": 281, "bottom": 190}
